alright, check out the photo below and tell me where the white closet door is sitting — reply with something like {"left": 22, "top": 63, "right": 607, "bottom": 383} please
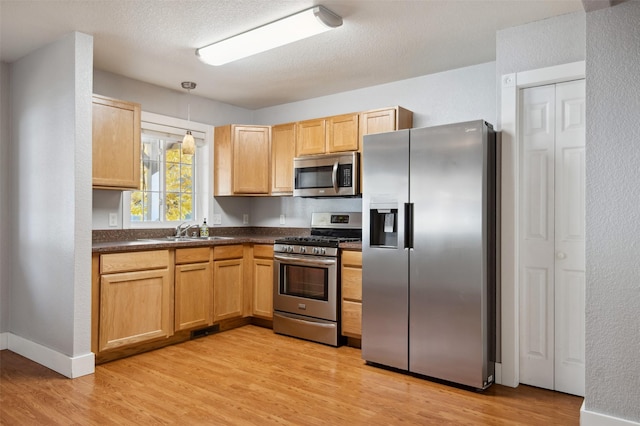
{"left": 518, "top": 79, "right": 585, "bottom": 397}
{"left": 553, "top": 79, "right": 586, "bottom": 396}
{"left": 519, "top": 84, "right": 556, "bottom": 391}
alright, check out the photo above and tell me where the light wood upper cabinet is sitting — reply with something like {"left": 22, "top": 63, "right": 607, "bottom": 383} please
{"left": 213, "top": 245, "right": 244, "bottom": 322}
{"left": 92, "top": 95, "right": 141, "bottom": 190}
{"left": 360, "top": 106, "right": 413, "bottom": 141}
{"left": 341, "top": 250, "right": 362, "bottom": 339}
{"left": 252, "top": 245, "right": 274, "bottom": 319}
{"left": 174, "top": 247, "right": 213, "bottom": 332}
{"left": 327, "top": 113, "right": 359, "bottom": 153}
{"left": 271, "top": 123, "right": 296, "bottom": 195}
{"left": 296, "top": 118, "right": 326, "bottom": 156}
{"left": 97, "top": 250, "right": 173, "bottom": 352}
{"left": 296, "top": 113, "right": 360, "bottom": 156}
{"left": 214, "top": 125, "right": 271, "bottom": 196}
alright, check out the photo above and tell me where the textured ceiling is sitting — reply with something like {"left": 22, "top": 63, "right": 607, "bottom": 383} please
{"left": 0, "top": 0, "right": 584, "bottom": 109}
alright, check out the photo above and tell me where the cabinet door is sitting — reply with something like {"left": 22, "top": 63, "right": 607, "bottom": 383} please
{"left": 232, "top": 125, "right": 271, "bottom": 194}
{"left": 253, "top": 257, "right": 274, "bottom": 319}
{"left": 342, "top": 300, "right": 362, "bottom": 337}
{"left": 360, "top": 108, "right": 397, "bottom": 137}
{"left": 99, "top": 268, "right": 173, "bottom": 352}
{"left": 296, "top": 118, "right": 326, "bottom": 156}
{"left": 271, "top": 123, "right": 296, "bottom": 195}
{"left": 213, "top": 258, "right": 244, "bottom": 321}
{"left": 341, "top": 250, "right": 362, "bottom": 338}
{"left": 92, "top": 95, "right": 141, "bottom": 190}
{"left": 327, "top": 113, "right": 359, "bottom": 153}
{"left": 175, "top": 262, "right": 213, "bottom": 331}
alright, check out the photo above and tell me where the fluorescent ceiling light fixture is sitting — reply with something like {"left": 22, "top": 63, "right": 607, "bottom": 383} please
{"left": 196, "top": 5, "right": 342, "bottom": 66}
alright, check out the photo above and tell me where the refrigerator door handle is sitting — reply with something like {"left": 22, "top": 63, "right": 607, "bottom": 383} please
{"left": 331, "top": 160, "right": 339, "bottom": 193}
{"left": 405, "top": 203, "right": 414, "bottom": 249}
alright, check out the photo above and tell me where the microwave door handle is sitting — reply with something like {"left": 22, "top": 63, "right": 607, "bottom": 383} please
{"left": 332, "top": 161, "right": 339, "bottom": 193}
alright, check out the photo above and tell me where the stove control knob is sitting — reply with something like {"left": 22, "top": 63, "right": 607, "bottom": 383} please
{"left": 300, "top": 247, "right": 306, "bottom": 254}
{"left": 312, "top": 247, "right": 318, "bottom": 254}
{"left": 321, "top": 248, "right": 326, "bottom": 255}
{"left": 287, "top": 246, "right": 293, "bottom": 253}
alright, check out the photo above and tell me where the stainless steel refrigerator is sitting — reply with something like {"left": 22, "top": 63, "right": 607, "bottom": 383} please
{"left": 361, "top": 120, "right": 497, "bottom": 390}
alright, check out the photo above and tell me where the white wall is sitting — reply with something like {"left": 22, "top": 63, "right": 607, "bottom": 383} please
{"left": 496, "top": 11, "right": 586, "bottom": 128}
{"left": 253, "top": 62, "right": 497, "bottom": 129}
{"left": 496, "top": 11, "right": 586, "bottom": 76}
{"left": 585, "top": 2, "right": 640, "bottom": 423}
{"left": 93, "top": 62, "right": 497, "bottom": 230}
{"left": 8, "top": 32, "right": 94, "bottom": 377}
{"left": 249, "top": 62, "right": 497, "bottom": 226}
{"left": 0, "top": 62, "right": 9, "bottom": 338}
{"left": 92, "top": 70, "right": 256, "bottom": 230}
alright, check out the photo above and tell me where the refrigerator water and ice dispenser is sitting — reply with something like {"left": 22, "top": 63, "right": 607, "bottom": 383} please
{"left": 369, "top": 208, "right": 398, "bottom": 248}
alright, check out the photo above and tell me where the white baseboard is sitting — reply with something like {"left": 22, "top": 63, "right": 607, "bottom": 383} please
{"left": 0, "top": 332, "right": 8, "bottom": 350}
{"left": 7, "top": 333, "right": 94, "bottom": 378}
{"left": 581, "top": 401, "right": 640, "bottom": 426}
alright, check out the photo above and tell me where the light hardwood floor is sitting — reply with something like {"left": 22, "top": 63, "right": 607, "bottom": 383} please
{"left": 1, "top": 325, "right": 582, "bottom": 425}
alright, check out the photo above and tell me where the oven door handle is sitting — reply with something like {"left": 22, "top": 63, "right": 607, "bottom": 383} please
{"left": 274, "top": 254, "right": 337, "bottom": 267}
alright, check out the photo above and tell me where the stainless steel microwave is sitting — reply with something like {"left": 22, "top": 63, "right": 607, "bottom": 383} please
{"left": 293, "top": 152, "right": 359, "bottom": 197}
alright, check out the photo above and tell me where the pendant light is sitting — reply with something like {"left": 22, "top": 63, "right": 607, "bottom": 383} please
{"left": 181, "top": 81, "right": 196, "bottom": 155}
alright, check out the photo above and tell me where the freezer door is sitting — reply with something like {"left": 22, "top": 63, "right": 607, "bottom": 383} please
{"left": 409, "top": 121, "right": 494, "bottom": 389}
{"left": 361, "top": 129, "right": 409, "bottom": 370}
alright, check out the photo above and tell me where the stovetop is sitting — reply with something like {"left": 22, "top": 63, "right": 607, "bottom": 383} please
{"left": 275, "top": 235, "right": 361, "bottom": 248}
{"left": 274, "top": 212, "right": 362, "bottom": 256}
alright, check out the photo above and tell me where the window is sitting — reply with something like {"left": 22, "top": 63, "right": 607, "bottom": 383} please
{"left": 123, "top": 112, "right": 211, "bottom": 228}
{"left": 131, "top": 134, "right": 195, "bottom": 222}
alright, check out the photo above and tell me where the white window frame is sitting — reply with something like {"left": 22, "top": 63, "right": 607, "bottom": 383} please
{"left": 122, "top": 111, "right": 212, "bottom": 229}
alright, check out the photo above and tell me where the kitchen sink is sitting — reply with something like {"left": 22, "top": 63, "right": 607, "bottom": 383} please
{"left": 137, "top": 236, "right": 234, "bottom": 243}
{"left": 197, "top": 236, "right": 234, "bottom": 240}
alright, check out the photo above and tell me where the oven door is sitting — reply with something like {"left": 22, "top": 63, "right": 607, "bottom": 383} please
{"left": 273, "top": 252, "right": 338, "bottom": 321}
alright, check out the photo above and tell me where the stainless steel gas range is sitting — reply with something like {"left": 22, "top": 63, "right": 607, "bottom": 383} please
{"left": 273, "top": 212, "right": 362, "bottom": 346}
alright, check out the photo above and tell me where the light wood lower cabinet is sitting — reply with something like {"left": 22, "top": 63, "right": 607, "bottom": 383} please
{"left": 213, "top": 245, "right": 244, "bottom": 322}
{"left": 252, "top": 245, "right": 274, "bottom": 319}
{"left": 97, "top": 250, "right": 174, "bottom": 352}
{"left": 175, "top": 247, "right": 213, "bottom": 331}
{"left": 93, "top": 243, "right": 280, "bottom": 362}
{"left": 341, "top": 250, "right": 362, "bottom": 338}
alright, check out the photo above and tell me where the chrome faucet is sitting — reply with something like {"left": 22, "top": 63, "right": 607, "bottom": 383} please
{"left": 175, "top": 222, "right": 199, "bottom": 237}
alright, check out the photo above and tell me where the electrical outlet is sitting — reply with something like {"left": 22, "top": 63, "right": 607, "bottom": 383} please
{"left": 279, "top": 214, "right": 286, "bottom": 225}
{"left": 108, "top": 213, "right": 118, "bottom": 227}
{"left": 212, "top": 214, "right": 222, "bottom": 225}
{"left": 243, "top": 214, "right": 249, "bottom": 225}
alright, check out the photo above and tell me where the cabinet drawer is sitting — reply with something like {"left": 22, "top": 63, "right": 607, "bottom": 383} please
{"left": 213, "top": 244, "right": 244, "bottom": 260}
{"left": 342, "top": 300, "right": 362, "bottom": 337}
{"left": 176, "top": 247, "right": 211, "bottom": 264}
{"left": 341, "top": 250, "right": 362, "bottom": 267}
{"left": 342, "top": 267, "right": 362, "bottom": 301}
{"left": 101, "top": 250, "right": 170, "bottom": 274}
{"left": 253, "top": 244, "right": 274, "bottom": 258}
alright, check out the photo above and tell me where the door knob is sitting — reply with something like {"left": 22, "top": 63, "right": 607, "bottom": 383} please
{"left": 556, "top": 251, "right": 567, "bottom": 260}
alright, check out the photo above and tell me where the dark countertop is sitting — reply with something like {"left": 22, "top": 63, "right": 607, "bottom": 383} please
{"left": 92, "top": 234, "right": 284, "bottom": 254}
{"left": 92, "top": 227, "right": 362, "bottom": 254}
{"left": 339, "top": 241, "right": 362, "bottom": 250}
{"left": 93, "top": 237, "right": 362, "bottom": 253}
